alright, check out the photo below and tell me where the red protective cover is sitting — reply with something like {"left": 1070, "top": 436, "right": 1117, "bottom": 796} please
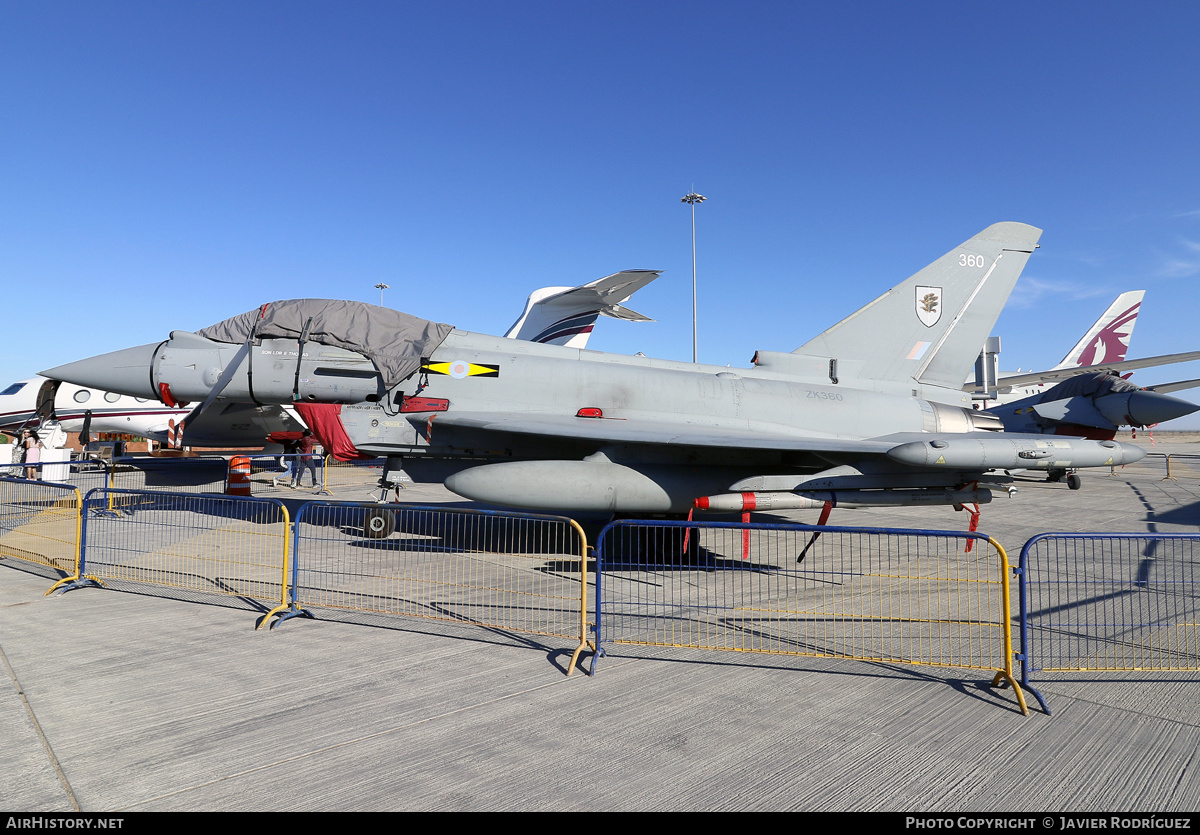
{"left": 292, "top": 403, "right": 373, "bottom": 461}
{"left": 265, "top": 431, "right": 303, "bottom": 442}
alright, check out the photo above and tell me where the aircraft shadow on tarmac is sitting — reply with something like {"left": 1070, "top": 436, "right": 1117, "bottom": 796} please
{"left": 321, "top": 519, "right": 813, "bottom": 576}
{"left": 292, "top": 503, "right": 585, "bottom": 558}
{"left": 109, "top": 459, "right": 230, "bottom": 490}
{"left": 94, "top": 494, "right": 286, "bottom": 526}
{"left": 1139, "top": 498, "right": 1200, "bottom": 526}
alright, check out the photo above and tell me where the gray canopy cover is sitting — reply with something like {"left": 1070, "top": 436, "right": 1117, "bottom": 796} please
{"left": 197, "top": 299, "right": 454, "bottom": 389}
{"left": 1047, "top": 372, "right": 1141, "bottom": 400}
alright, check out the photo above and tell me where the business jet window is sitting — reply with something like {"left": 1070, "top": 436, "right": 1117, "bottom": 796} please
{"left": 1, "top": 383, "right": 26, "bottom": 396}
{"left": 73, "top": 390, "right": 92, "bottom": 403}
{"left": 104, "top": 392, "right": 121, "bottom": 403}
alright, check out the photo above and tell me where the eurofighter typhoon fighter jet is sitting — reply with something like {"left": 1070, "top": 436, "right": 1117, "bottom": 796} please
{"left": 964, "top": 290, "right": 1200, "bottom": 453}
{"left": 47, "top": 222, "right": 1176, "bottom": 523}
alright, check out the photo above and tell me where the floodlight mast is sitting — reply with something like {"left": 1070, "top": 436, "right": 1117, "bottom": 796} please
{"left": 681, "top": 192, "right": 706, "bottom": 363}
{"left": 374, "top": 283, "right": 390, "bottom": 307}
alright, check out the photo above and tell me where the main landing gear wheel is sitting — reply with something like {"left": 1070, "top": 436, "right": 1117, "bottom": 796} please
{"left": 363, "top": 507, "right": 396, "bottom": 539}
{"left": 1066, "top": 473, "right": 1082, "bottom": 490}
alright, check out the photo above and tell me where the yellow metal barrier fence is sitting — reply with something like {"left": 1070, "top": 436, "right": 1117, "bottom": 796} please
{"left": 76, "top": 489, "right": 292, "bottom": 624}
{"left": 0, "top": 477, "right": 82, "bottom": 585}
{"left": 1107, "top": 451, "right": 1168, "bottom": 480}
{"left": 594, "top": 520, "right": 1025, "bottom": 714}
{"left": 1159, "top": 453, "right": 1200, "bottom": 482}
{"left": 283, "top": 501, "right": 591, "bottom": 673}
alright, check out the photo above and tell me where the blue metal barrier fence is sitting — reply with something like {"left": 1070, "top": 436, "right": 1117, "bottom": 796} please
{"left": 1018, "top": 532, "right": 1200, "bottom": 714}
{"left": 594, "top": 519, "right": 1026, "bottom": 713}
{"left": 274, "top": 500, "right": 592, "bottom": 673}
{"left": 2, "top": 459, "right": 111, "bottom": 496}
{"left": 67, "top": 488, "right": 293, "bottom": 623}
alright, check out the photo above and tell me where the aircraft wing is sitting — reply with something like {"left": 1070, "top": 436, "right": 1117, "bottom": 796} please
{"left": 422, "top": 411, "right": 1118, "bottom": 457}
{"left": 421, "top": 411, "right": 1142, "bottom": 476}
{"left": 1145, "top": 378, "right": 1200, "bottom": 394}
{"left": 422, "top": 410, "right": 897, "bottom": 454}
{"left": 966, "top": 350, "right": 1200, "bottom": 391}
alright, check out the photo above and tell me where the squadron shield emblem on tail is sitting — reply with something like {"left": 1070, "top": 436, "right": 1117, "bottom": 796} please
{"left": 916, "top": 286, "right": 942, "bottom": 328}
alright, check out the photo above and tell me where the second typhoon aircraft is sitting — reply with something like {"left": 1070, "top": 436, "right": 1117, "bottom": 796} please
{"left": 47, "top": 222, "right": 1177, "bottom": 520}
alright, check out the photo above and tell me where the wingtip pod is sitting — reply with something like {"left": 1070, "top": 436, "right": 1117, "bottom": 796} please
{"left": 886, "top": 436, "right": 1146, "bottom": 470}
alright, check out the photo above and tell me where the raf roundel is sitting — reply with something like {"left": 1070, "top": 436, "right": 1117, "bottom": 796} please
{"left": 449, "top": 360, "right": 470, "bottom": 379}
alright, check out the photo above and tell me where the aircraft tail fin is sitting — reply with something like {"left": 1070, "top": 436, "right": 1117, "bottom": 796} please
{"left": 504, "top": 269, "right": 660, "bottom": 348}
{"left": 791, "top": 222, "right": 1042, "bottom": 389}
{"left": 1052, "top": 290, "right": 1144, "bottom": 369}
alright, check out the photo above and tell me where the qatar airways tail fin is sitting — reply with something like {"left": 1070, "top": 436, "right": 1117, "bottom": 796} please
{"left": 1053, "top": 290, "right": 1144, "bottom": 369}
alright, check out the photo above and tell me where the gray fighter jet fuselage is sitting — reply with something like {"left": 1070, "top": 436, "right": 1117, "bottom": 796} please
{"left": 46, "top": 222, "right": 1169, "bottom": 516}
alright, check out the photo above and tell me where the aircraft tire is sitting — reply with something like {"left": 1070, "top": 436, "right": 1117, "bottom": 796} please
{"left": 1066, "top": 473, "right": 1082, "bottom": 490}
{"left": 363, "top": 507, "right": 396, "bottom": 539}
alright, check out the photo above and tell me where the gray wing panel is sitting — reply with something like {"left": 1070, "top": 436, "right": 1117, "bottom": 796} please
{"left": 424, "top": 410, "right": 897, "bottom": 454}
{"left": 1145, "top": 378, "right": 1200, "bottom": 394}
{"left": 983, "top": 350, "right": 1200, "bottom": 391}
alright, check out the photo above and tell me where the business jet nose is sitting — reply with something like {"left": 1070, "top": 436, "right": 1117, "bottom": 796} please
{"left": 41, "top": 342, "right": 161, "bottom": 400}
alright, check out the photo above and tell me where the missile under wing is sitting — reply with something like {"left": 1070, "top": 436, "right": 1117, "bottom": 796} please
{"left": 45, "top": 222, "right": 1152, "bottom": 517}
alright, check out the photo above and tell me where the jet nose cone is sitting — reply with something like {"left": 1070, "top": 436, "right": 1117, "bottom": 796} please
{"left": 1123, "top": 390, "right": 1200, "bottom": 427}
{"left": 41, "top": 342, "right": 161, "bottom": 400}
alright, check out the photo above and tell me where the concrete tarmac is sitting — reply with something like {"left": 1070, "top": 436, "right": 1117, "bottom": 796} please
{"left": 3, "top": 439, "right": 1200, "bottom": 811}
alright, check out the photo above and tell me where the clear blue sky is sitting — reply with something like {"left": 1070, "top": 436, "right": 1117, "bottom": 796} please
{"left": 4, "top": 2, "right": 1200, "bottom": 424}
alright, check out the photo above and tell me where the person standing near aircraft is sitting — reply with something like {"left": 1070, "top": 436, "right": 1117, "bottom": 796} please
{"left": 294, "top": 429, "right": 320, "bottom": 489}
{"left": 271, "top": 434, "right": 300, "bottom": 488}
{"left": 22, "top": 429, "right": 41, "bottom": 480}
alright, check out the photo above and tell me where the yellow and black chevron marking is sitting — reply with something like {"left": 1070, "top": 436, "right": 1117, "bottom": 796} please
{"left": 421, "top": 360, "right": 501, "bottom": 378}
